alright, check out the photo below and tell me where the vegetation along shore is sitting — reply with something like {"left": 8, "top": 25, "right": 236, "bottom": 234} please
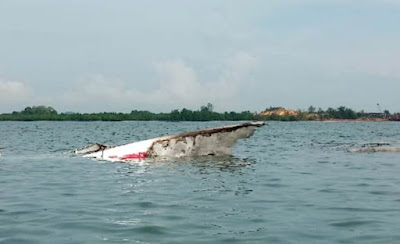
{"left": 0, "top": 104, "right": 399, "bottom": 122}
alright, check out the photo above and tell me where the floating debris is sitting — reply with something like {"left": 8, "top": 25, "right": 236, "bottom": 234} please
{"left": 348, "top": 143, "right": 400, "bottom": 153}
{"left": 75, "top": 122, "right": 265, "bottom": 162}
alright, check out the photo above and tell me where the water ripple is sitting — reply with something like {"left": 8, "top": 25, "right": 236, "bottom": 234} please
{"left": 1, "top": 121, "right": 400, "bottom": 243}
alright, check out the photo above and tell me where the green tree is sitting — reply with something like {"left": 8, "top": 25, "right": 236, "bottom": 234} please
{"left": 384, "top": 110, "right": 391, "bottom": 118}
{"left": 22, "top": 106, "right": 57, "bottom": 115}
{"left": 308, "top": 106, "right": 316, "bottom": 113}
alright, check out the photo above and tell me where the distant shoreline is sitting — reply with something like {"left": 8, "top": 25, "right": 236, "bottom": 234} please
{"left": 0, "top": 118, "right": 395, "bottom": 122}
{"left": 1, "top": 105, "right": 398, "bottom": 122}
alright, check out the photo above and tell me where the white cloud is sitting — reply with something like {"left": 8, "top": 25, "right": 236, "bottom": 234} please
{"left": 155, "top": 59, "right": 202, "bottom": 103}
{"left": 58, "top": 74, "right": 150, "bottom": 112}
{"left": 0, "top": 79, "right": 31, "bottom": 102}
{"left": 49, "top": 52, "right": 258, "bottom": 112}
{"left": 0, "top": 79, "right": 35, "bottom": 112}
{"left": 155, "top": 52, "right": 258, "bottom": 110}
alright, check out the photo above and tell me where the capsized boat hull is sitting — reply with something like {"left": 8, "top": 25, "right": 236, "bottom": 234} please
{"left": 76, "top": 121, "right": 264, "bottom": 162}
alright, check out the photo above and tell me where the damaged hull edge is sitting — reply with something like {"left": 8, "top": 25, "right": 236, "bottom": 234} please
{"left": 77, "top": 122, "right": 265, "bottom": 162}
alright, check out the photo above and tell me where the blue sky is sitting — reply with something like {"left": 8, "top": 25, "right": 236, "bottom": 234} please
{"left": 0, "top": 0, "right": 399, "bottom": 113}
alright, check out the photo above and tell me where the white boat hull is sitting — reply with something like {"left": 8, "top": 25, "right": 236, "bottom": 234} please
{"left": 76, "top": 122, "right": 264, "bottom": 162}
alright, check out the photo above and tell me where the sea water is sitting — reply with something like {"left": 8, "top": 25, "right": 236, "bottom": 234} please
{"left": 1, "top": 121, "right": 400, "bottom": 243}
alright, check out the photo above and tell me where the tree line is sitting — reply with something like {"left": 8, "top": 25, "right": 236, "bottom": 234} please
{"left": 261, "top": 106, "right": 395, "bottom": 121}
{"left": 0, "top": 105, "right": 397, "bottom": 121}
{"left": 0, "top": 104, "right": 259, "bottom": 121}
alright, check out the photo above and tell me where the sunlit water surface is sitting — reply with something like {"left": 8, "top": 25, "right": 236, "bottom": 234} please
{"left": 1, "top": 121, "right": 400, "bottom": 243}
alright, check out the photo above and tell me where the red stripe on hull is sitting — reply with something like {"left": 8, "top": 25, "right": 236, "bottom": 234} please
{"left": 119, "top": 152, "right": 147, "bottom": 160}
